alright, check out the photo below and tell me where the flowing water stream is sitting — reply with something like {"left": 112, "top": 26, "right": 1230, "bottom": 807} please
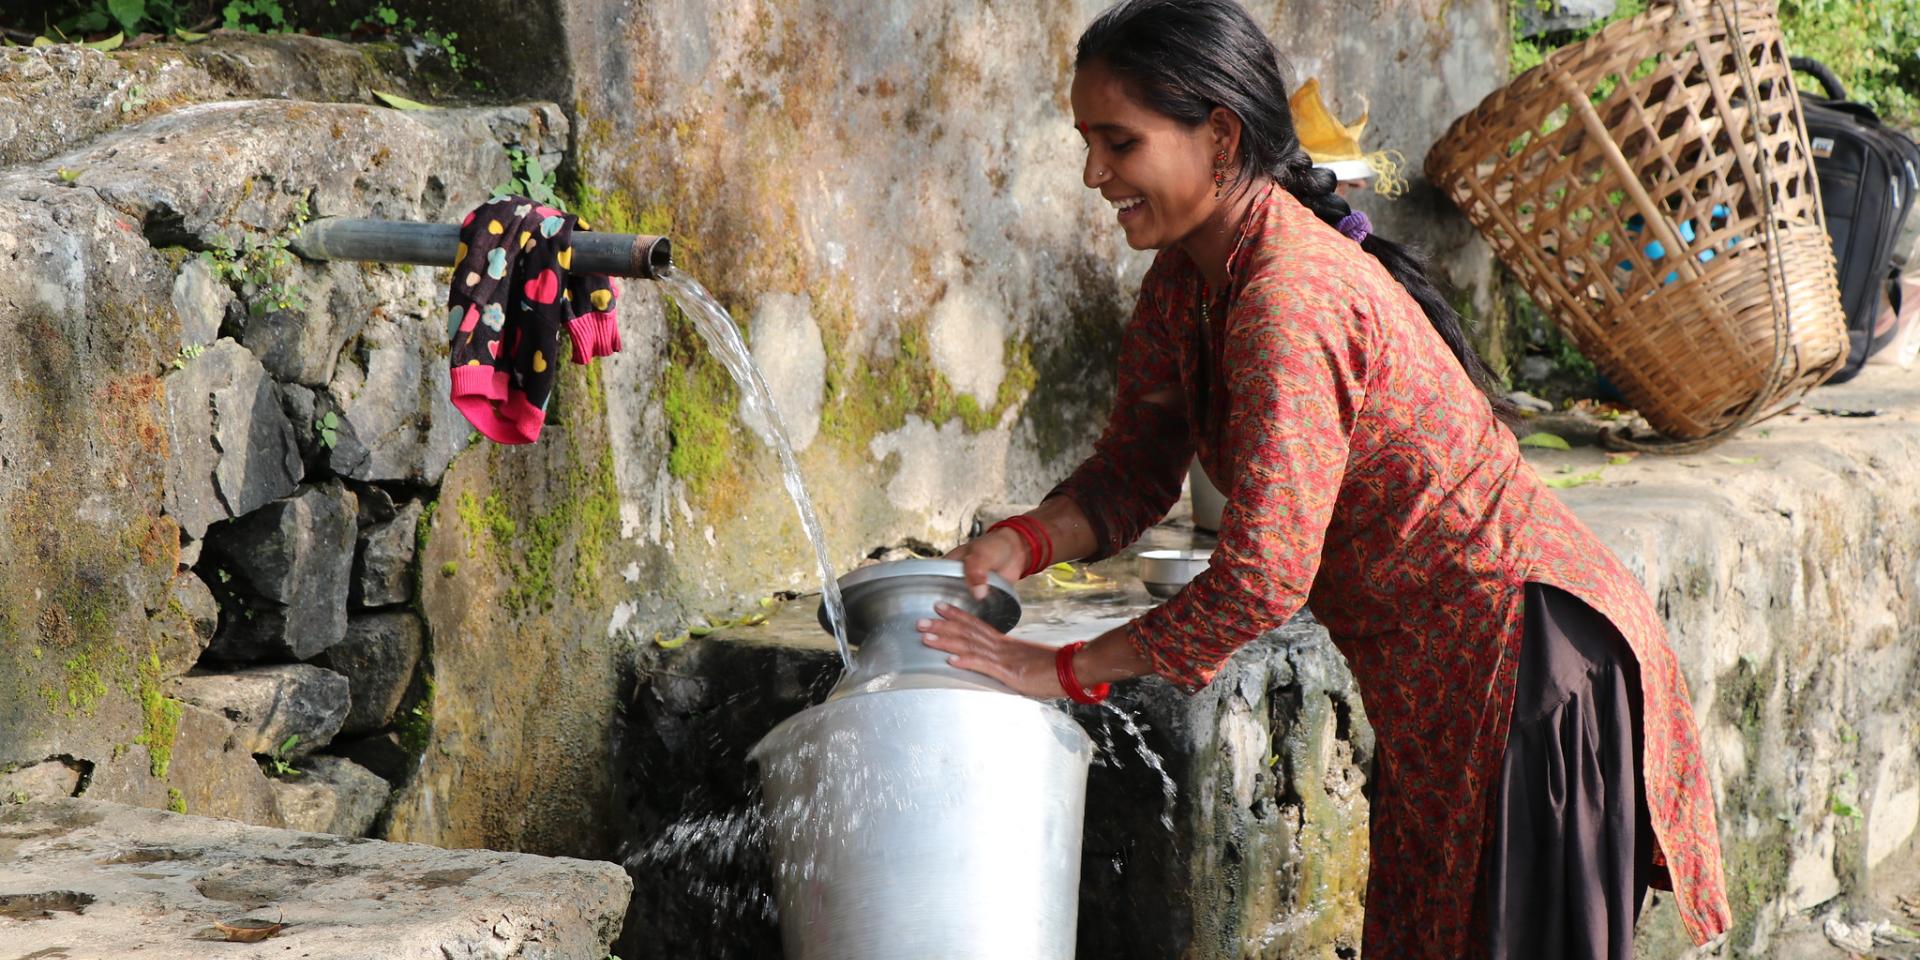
{"left": 656, "top": 267, "right": 851, "bottom": 669}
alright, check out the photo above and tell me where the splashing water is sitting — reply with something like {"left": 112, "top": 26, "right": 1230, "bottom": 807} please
{"left": 656, "top": 267, "right": 851, "bottom": 670}
{"left": 1100, "top": 701, "right": 1177, "bottom": 834}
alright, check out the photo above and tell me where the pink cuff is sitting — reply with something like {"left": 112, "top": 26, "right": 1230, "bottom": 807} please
{"left": 450, "top": 364, "right": 546, "bottom": 444}
{"left": 567, "top": 311, "right": 622, "bottom": 364}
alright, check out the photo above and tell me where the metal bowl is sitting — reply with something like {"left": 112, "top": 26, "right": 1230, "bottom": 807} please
{"left": 1136, "top": 549, "right": 1213, "bottom": 599}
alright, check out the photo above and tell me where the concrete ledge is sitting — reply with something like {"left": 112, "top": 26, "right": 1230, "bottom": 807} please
{"left": 0, "top": 798, "right": 632, "bottom": 959}
{"left": 619, "top": 365, "right": 1920, "bottom": 959}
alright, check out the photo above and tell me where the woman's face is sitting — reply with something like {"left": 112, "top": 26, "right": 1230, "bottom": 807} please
{"left": 1070, "top": 60, "right": 1222, "bottom": 251}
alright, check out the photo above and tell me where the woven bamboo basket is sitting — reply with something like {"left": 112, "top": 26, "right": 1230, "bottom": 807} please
{"left": 1426, "top": 0, "right": 1847, "bottom": 441}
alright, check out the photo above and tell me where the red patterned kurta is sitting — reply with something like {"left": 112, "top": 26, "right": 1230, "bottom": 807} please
{"left": 1052, "top": 183, "right": 1731, "bottom": 956}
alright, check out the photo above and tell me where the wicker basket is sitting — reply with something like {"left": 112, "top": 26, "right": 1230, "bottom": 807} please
{"left": 1427, "top": 0, "right": 1847, "bottom": 441}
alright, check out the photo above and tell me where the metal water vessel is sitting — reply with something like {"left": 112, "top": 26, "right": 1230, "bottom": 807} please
{"left": 749, "top": 559, "right": 1092, "bottom": 960}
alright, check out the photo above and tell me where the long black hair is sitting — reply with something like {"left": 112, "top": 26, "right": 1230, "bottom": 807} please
{"left": 1077, "top": 0, "right": 1508, "bottom": 410}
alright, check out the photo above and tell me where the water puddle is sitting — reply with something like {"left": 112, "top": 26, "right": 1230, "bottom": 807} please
{"left": 656, "top": 267, "right": 851, "bottom": 669}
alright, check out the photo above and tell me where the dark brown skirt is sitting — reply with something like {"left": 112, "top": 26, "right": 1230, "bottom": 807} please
{"left": 1481, "top": 583, "right": 1654, "bottom": 960}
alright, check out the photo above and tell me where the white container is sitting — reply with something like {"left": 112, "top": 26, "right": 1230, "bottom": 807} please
{"left": 1188, "top": 460, "right": 1226, "bottom": 532}
{"left": 749, "top": 560, "right": 1093, "bottom": 960}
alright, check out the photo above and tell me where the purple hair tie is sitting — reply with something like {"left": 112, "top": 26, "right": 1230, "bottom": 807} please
{"left": 1337, "top": 210, "right": 1372, "bottom": 243}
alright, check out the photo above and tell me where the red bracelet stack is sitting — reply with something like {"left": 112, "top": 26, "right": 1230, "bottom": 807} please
{"left": 987, "top": 516, "right": 1054, "bottom": 579}
{"left": 1055, "top": 640, "right": 1111, "bottom": 704}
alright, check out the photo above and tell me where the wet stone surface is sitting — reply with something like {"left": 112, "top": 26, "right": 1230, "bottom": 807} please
{"left": 0, "top": 798, "right": 631, "bottom": 959}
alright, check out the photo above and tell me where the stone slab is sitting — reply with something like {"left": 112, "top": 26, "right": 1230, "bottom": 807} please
{"left": 269, "top": 756, "right": 392, "bottom": 837}
{"left": 0, "top": 798, "right": 630, "bottom": 959}
{"left": 167, "top": 665, "right": 350, "bottom": 758}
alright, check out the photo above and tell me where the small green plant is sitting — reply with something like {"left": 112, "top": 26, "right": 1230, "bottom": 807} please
{"left": 347, "top": 5, "right": 473, "bottom": 78}
{"left": 315, "top": 410, "right": 340, "bottom": 449}
{"left": 166, "top": 787, "right": 187, "bottom": 813}
{"left": 200, "top": 196, "right": 310, "bottom": 317}
{"left": 55, "top": 167, "right": 82, "bottom": 183}
{"left": 120, "top": 83, "right": 147, "bottom": 113}
{"left": 168, "top": 343, "right": 205, "bottom": 370}
{"left": 264, "top": 734, "right": 301, "bottom": 777}
{"left": 492, "top": 147, "right": 565, "bottom": 211}
{"left": 440, "top": 561, "right": 458, "bottom": 577}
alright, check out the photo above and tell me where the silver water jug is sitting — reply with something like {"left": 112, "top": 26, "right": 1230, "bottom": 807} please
{"left": 749, "top": 559, "right": 1093, "bottom": 960}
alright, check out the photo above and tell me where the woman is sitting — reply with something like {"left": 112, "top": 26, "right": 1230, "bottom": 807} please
{"left": 918, "top": 1, "right": 1732, "bottom": 956}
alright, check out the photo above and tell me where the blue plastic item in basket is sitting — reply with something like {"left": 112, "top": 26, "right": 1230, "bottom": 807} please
{"left": 1619, "top": 204, "right": 1736, "bottom": 284}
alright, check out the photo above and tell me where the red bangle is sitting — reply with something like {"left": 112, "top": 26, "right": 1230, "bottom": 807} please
{"left": 1055, "top": 640, "right": 1111, "bottom": 704}
{"left": 988, "top": 516, "right": 1053, "bottom": 579}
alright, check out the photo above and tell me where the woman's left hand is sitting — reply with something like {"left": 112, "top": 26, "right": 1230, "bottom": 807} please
{"left": 919, "top": 602, "right": 1064, "bottom": 699}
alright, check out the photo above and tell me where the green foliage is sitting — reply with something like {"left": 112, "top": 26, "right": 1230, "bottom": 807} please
{"left": 19, "top": 0, "right": 206, "bottom": 40}
{"left": 1509, "top": 0, "right": 1646, "bottom": 79}
{"left": 1780, "top": 0, "right": 1920, "bottom": 128}
{"left": 397, "top": 676, "right": 434, "bottom": 753}
{"left": 1510, "top": 0, "right": 1920, "bottom": 128}
{"left": 200, "top": 196, "right": 309, "bottom": 317}
{"left": 134, "top": 653, "right": 182, "bottom": 778}
{"left": 166, "top": 787, "right": 187, "bottom": 814}
{"left": 492, "top": 147, "right": 566, "bottom": 212}
{"left": 219, "top": 0, "right": 289, "bottom": 33}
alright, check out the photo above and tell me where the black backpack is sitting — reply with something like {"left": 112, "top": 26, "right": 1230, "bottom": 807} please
{"left": 1792, "top": 57, "right": 1920, "bottom": 383}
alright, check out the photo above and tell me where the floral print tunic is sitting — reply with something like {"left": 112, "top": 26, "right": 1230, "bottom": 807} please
{"left": 1051, "top": 183, "right": 1731, "bottom": 956}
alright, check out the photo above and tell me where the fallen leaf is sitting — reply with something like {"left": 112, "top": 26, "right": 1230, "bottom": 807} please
{"left": 1044, "top": 562, "right": 1114, "bottom": 591}
{"left": 1517, "top": 432, "right": 1572, "bottom": 450}
{"left": 1716, "top": 455, "right": 1760, "bottom": 465}
{"left": 372, "top": 90, "right": 433, "bottom": 111}
{"left": 84, "top": 32, "right": 124, "bottom": 51}
{"left": 1544, "top": 469, "right": 1605, "bottom": 489}
{"left": 653, "top": 631, "right": 690, "bottom": 650}
{"left": 1607, "top": 453, "right": 1637, "bottom": 466}
{"left": 174, "top": 27, "right": 209, "bottom": 41}
{"left": 213, "top": 919, "right": 286, "bottom": 943}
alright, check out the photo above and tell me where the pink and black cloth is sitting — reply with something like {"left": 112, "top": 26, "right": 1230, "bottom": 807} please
{"left": 445, "top": 195, "right": 621, "bottom": 444}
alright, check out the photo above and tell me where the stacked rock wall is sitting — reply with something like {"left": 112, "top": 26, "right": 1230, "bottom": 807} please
{"left": 0, "top": 37, "right": 565, "bottom": 838}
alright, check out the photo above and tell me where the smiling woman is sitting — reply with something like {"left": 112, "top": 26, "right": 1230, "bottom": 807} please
{"left": 926, "top": 1, "right": 1733, "bottom": 958}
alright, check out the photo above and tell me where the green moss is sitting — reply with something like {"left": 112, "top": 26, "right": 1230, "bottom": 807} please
{"left": 659, "top": 327, "right": 740, "bottom": 495}
{"left": 455, "top": 491, "right": 515, "bottom": 562}
{"left": 165, "top": 787, "right": 187, "bottom": 814}
{"left": 440, "top": 561, "right": 459, "bottom": 577}
{"left": 55, "top": 652, "right": 109, "bottom": 715}
{"left": 134, "top": 653, "right": 181, "bottom": 779}
{"left": 451, "top": 368, "right": 624, "bottom": 614}
{"left": 817, "top": 315, "right": 1039, "bottom": 448}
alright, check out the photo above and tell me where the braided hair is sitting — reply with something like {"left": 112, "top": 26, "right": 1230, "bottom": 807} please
{"left": 1076, "top": 0, "right": 1509, "bottom": 410}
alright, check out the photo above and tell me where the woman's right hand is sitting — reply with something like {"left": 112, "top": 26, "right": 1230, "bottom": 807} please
{"left": 945, "top": 527, "right": 1031, "bottom": 600}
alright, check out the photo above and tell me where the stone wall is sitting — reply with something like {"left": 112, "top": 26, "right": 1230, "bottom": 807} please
{"left": 0, "top": 38, "right": 567, "bottom": 838}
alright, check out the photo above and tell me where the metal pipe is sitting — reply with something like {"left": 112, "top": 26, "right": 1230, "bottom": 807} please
{"left": 291, "top": 217, "right": 673, "bottom": 280}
